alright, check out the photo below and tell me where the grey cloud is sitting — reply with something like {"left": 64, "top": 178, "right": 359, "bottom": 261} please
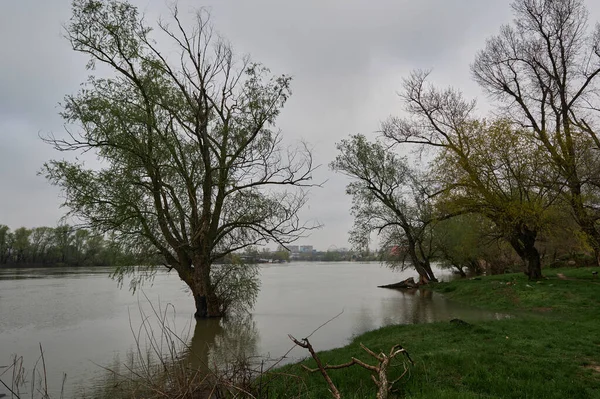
{"left": 2, "top": 0, "right": 600, "bottom": 249}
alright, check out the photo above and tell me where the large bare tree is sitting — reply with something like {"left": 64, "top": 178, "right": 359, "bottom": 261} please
{"left": 472, "top": 0, "right": 600, "bottom": 264}
{"left": 43, "top": 0, "right": 317, "bottom": 318}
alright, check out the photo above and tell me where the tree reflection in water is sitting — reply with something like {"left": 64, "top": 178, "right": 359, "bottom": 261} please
{"left": 186, "top": 314, "right": 259, "bottom": 373}
{"left": 82, "top": 312, "right": 259, "bottom": 398}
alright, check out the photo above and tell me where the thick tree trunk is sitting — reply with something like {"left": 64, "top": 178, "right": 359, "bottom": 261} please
{"left": 192, "top": 258, "right": 223, "bottom": 318}
{"left": 193, "top": 289, "right": 222, "bottom": 318}
{"left": 410, "top": 262, "right": 437, "bottom": 284}
{"left": 453, "top": 265, "right": 467, "bottom": 278}
{"left": 509, "top": 227, "right": 542, "bottom": 280}
{"left": 579, "top": 222, "right": 600, "bottom": 267}
{"left": 194, "top": 294, "right": 208, "bottom": 319}
{"left": 405, "top": 236, "right": 437, "bottom": 284}
{"left": 524, "top": 245, "right": 542, "bottom": 280}
{"left": 569, "top": 183, "right": 600, "bottom": 266}
{"left": 422, "top": 262, "right": 438, "bottom": 283}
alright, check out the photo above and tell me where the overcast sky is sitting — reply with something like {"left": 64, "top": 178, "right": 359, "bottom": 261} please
{"left": 2, "top": 0, "right": 599, "bottom": 250}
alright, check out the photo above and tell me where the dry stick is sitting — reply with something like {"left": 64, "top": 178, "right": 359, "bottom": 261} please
{"left": 1, "top": 355, "right": 24, "bottom": 398}
{"left": 30, "top": 343, "right": 49, "bottom": 399}
{"left": 247, "top": 309, "right": 346, "bottom": 395}
{"left": 305, "top": 309, "right": 345, "bottom": 340}
{"left": 288, "top": 335, "right": 342, "bottom": 399}
{"left": 270, "top": 309, "right": 345, "bottom": 373}
{"left": 60, "top": 373, "right": 67, "bottom": 399}
{"left": 295, "top": 340, "right": 414, "bottom": 399}
{"left": 38, "top": 344, "right": 49, "bottom": 399}
{"left": 0, "top": 377, "right": 21, "bottom": 399}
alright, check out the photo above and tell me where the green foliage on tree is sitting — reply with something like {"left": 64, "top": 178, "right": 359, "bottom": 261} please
{"left": 43, "top": 0, "right": 316, "bottom": 318}
{"left": 472, "top": 0, "right": 600, "bottom": 265}
{"left": 433, "top": 214, "right": 525, "bottom": 276}
{"left": 0, "top": 224, "right": 140, "bottom": 267}
{"left": 331, "top": 134, "right": 438, "bottom": 283}
{"left": 382, "top": 71, "right": 561, "bottom": 279}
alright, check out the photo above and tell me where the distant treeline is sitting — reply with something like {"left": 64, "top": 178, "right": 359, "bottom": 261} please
{"left": 239, "top": 246, "right": 378, "bottom": 263}
{"left": 0, "top": 224, "right": 143, "bottom": 267}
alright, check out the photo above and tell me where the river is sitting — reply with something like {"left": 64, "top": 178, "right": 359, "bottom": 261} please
{"left": 0, "top": 262, "right": 505, "bottom": 397}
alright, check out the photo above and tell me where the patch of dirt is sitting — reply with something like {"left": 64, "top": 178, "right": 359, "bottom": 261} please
{"left": 532, "top": 307, "right": 553, "bottom": 312}
{"left": 584, "top": 364, "right": 600, "bottom": 373}
{"left": 499, "top": 287, "right": 521, "bottom": 304}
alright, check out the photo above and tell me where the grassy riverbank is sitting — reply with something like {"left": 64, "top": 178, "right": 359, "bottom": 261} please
{"left": 263, "top": 267, "right": 600, "bottom": 398}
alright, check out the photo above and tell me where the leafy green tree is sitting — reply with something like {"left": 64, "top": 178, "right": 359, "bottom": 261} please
{"left": 0, "top": 225, "right": 11, "bottom": 264}
{"left": 433, "top": 214, "right": 524, "bottom": 276}
{"left": 52, "top": 225, "right": 73, "bottom": 264}
{"left": 273, "top": 246, "right": 290, "bottom": 262}
{"left": 72, "top": 228, "right": 90, "bottom": 265}
{"left": 323, "top": 251, "right": 342, "bottom": 262}
{"left": 12, "top": 227, "right": 32, "bottom": 263}
{"left": 29, "top": 227, "right": 54, "bottom": 264}
{"left": 331, "top": 134, "right": 438, "bottom": 283}
{"left": 472, "top": 0, "right": 600, "bottom": 264}
{"left": 433, "top": 214, "right": 487, "bottom": 277}
{"left": 43, "top": 0, "right": 316, "bottom": 317}
{"left": 383, "top": 71, "right": 559, "bottom": 279}
{"left": 84, "top": 234, "right": 106, "bottom": 265}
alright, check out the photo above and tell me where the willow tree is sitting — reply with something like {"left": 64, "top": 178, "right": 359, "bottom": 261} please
{"left": 43, "top": 0, "right": 316, "bottom": 318}
{"left": 331, "top": 135, "right": 438, "bottom": 284}
{"left": 472, "top": 0, "right": 600, "bottom": 264}
{"left": 431, "top": 119, "right": 561, "bottom": 279}
{"left": 383, "top": 72, "right": 560, "bottom": 279}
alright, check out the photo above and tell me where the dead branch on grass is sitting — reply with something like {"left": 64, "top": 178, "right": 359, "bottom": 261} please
{"left": 288, "top": 335, "right": 413, "bottom": 399}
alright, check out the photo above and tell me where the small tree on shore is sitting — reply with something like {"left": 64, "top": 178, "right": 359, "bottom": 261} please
{"left": 43, "top": 0, "right": 317, "bottom": 318}
{"left": 331, "top": 135, "right": 438, "bottom": 283}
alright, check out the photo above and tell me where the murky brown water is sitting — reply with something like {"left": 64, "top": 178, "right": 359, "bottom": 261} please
{"left": 0, "top": 262, "right": 506, "bottom": 397}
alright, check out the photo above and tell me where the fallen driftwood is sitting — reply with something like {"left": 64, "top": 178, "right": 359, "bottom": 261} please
{"left": 288, "top": 334, "right": 413, "bottom": 399}
{"left": 378, "top": 277, "right": 419, "bottom": 289}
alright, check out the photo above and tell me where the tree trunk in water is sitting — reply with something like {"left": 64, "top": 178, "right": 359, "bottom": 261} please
{"left": 193, "top": 289, "right": 222, "bottom": 318}
{"left": 193, "top": 258, "right": 223, "bottom": 318}
{"left": 405, "top": 236, "right": 437, "bottom": 284}
{"left": 194, "top": 294, "right": 208, "bottom": 319}
{"left": 454, "top": 265, "right": 467, "bottom": 278}
{"left": 422, "top": 262, "right": 438, "bottom": 282}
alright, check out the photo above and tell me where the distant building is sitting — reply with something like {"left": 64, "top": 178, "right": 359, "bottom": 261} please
{"left": 288, "top": 245, "right": 300, "bottom": 253}
{"left": 299, "top": 245, "right": 313, "bottom": 253}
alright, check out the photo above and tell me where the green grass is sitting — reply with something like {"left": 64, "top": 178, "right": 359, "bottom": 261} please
{"left": 259, "top": 267, "right": 600, "bottom": 398}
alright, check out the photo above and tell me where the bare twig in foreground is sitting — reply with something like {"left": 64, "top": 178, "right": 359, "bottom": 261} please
{"left": 288, "top": 335, "right": 414, "bottom": 399}
{"left": 287, "top": 335, "right": 341, "bottom": 399}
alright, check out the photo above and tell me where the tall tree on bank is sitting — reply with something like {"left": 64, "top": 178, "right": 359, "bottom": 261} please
{"left": 383, "top": 73, "right": 560, "bottom": 279}
{"left": 43, "top": 0, "right": 317, "bottom": 318}
{"left": 430, "top": 119, "right": 561, "bottom": 279}
{"left": 331, "top": 135, "right": 438, "bottom": 283}
{"left": 472, "top": 0, "right": 600, "bottom": 264}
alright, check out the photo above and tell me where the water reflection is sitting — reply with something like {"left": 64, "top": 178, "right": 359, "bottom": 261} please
{"left": 369, "top": 288, "right": 507, "bottom": 331}
{"left": 185, "top": 314, "right": 259, "bottom": 371}
{"left": 0, "top": 263, "right": 508, "bottom": 398}
{"left": 0, "top": 267, "right": 115, "bottom": 280}
{"left": 81, "top": 313, "right": 259, "bottom": 398}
